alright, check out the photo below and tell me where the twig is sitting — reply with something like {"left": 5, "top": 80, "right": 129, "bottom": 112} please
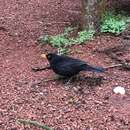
{"left": 31, "top": 66, "right": 51, "bottom": 72}
{"left": 17, "top": 119, "right": 54, "bottom": 130}
{"left": 104, "top": 64, "right": 122, "bottom": 69}
{"left": 104, "top": 62, "right": 130, "bottom": 70}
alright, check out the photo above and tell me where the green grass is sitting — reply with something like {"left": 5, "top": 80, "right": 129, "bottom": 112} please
{"left": 101, "top": 11, "right": 130, "bottom": 34}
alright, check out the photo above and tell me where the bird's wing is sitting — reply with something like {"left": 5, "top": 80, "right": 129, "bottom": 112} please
{"left": 59, "top": 58, "right": 86, "bottom": 70}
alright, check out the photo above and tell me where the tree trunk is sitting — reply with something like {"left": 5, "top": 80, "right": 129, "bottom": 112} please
{"left": 81, "top": 0, "right": 107, "bottom": 33}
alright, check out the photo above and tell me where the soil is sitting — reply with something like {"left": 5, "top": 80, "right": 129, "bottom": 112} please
{"left": 0, "top": 0, "right": 130, "bottom": 130}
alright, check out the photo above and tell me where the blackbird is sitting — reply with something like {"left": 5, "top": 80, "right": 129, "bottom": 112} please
{"left": 42, "top": 53, "right": 105, "bottom": 77}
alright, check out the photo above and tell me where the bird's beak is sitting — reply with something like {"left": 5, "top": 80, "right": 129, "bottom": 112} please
{"left": 41, "top": 54, "right": 46, "bottom": 58}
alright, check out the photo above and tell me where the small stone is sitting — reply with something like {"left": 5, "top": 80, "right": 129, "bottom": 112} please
{"left": 39, "top": 92, "right": 44, "bottom": 95}
{"left": 113, "top": 86, "right": 126, "bottom": 95}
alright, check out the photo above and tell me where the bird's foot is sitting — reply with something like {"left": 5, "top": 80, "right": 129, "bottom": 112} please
{"left": 63, "top": 79, "right": 72, "bottom": 86}
{"left": 63, "top": 76, "right": 77, "bottom": 86}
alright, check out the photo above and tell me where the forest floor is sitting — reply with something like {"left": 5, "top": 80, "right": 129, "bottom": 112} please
{"left": 0, "top": 0, "right": 130, "bottom": 130}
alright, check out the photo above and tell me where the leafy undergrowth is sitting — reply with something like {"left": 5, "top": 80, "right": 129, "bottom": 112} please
{"left": 38, "top": 27, "right": 95, "bottom": 55}
{"left": 101, "top": 11, "right": 130, "bottom": 34}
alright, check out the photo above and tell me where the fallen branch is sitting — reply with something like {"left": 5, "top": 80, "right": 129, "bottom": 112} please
{"left": 17, "top": 119, "right": 54, "bottom": 130}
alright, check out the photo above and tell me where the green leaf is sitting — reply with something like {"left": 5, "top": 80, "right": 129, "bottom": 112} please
{"left": 101, "top": 11, "right": 128, "bottom": 34}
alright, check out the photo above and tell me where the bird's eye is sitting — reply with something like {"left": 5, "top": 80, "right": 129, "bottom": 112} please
{"left": 47, "top": 54, "right": 52, "bottom": 60}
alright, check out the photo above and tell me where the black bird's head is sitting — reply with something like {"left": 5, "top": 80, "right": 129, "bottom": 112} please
{"left": 47, "top": 53, "right": 63, "bottom": 65}
{"left": 41, "top": 53, "right": 59, "bottom": 62}
{"left": 46, "top": 53, "right": 55, "bottom": 61}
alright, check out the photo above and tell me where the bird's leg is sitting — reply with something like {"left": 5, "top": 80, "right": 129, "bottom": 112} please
{"left": 54, "top": 74, "right": 66, "bottom": 80}
{"left": 64, "top": 78, "right": 72, "bottom": 85}
{"left": 42, "top": 74, "right": 65, "bottom": 82}
{"left": 63, "top": 75, "right": 77, "bottom": 85}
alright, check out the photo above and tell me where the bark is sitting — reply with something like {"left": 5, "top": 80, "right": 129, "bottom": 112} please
{"left": 81, "top": 0, "right": 107, "bottom": 33}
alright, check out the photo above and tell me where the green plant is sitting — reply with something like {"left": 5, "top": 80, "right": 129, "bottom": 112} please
{"left": 38, "top": 27, "right": 95, "bottom": 55}
{"left": 39, "top": 28, "right": 95, "bottom": 46}
{"left": 57, "top": 47, "right": 69, "bottom": 55}
{"left": 38, "top": 34, "right": 50, "bottom": 44}
{"left": 39, "top": 27, "right": 73, "bottom": 48}
{"left": 101, "top": 11, "right": 130, "bottom": 34}
{"left": 73, "top": 30, "right": 95, "bottom": 44}
{"left": 49, "top": 34, "right": 70, "bottom": 48}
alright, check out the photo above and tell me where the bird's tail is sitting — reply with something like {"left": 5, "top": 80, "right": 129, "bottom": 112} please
{"left": 82, "top": 64, "right": 105, "bottom": 73}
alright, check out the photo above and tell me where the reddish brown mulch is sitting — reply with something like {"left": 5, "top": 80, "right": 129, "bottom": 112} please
{"left": 0, "top": 0, "right": 130, "bottom": 130}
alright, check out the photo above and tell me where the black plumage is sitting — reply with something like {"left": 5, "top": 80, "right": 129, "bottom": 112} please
{"left": 45, "top": 53, "right": 105, "bottom": 77}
